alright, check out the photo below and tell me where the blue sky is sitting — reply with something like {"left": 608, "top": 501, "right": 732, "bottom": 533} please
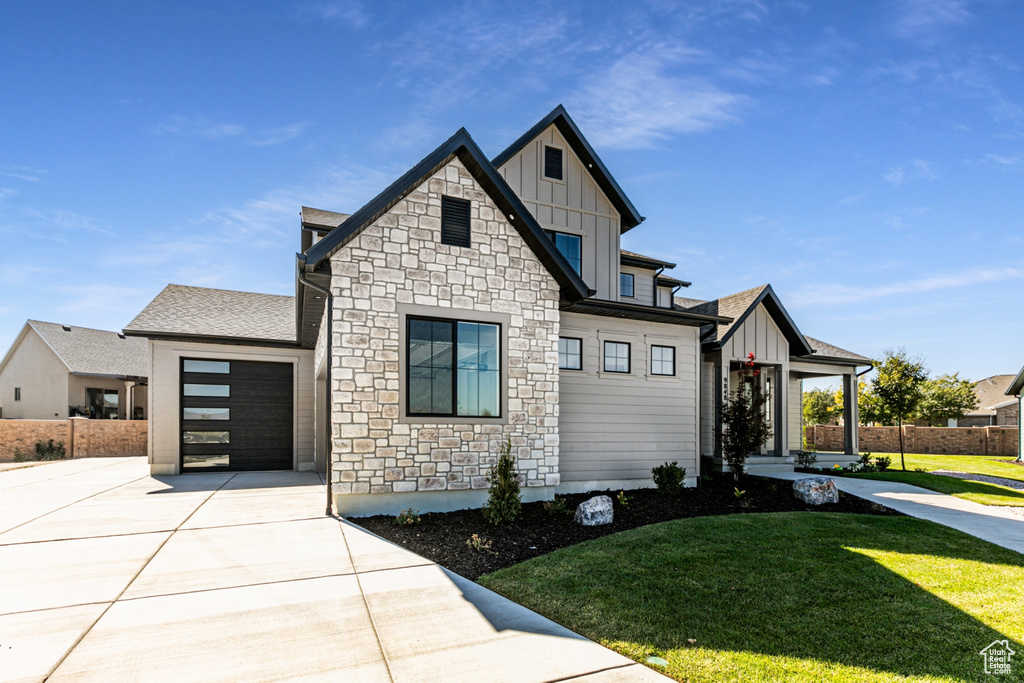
{"left": 1, "top": 0, "right": 1022, "bottom": 385}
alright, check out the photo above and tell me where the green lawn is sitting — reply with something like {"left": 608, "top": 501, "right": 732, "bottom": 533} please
{"left": 871, "top": 454, "right": 1024, "bottom": 482}
{"left": 480, "top": 513, "right": 1024, "bottom": 683}
{"left": 848, "top": 454, "right": 1024, "bottom": 506}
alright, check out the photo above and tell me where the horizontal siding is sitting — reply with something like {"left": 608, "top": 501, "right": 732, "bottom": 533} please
{"left": 558, "top": 313, "right": 699, "bottom": 483}
{"left": 619, "top": 265, "right": 653, "bottom": 304}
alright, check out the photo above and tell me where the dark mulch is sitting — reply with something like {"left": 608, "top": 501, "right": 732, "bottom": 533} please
{"left": 350, "top": 473, "right": 903, "bottom": 580}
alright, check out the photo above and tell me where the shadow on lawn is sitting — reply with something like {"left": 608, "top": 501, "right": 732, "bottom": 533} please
{"left": 482, "top": 512, "right": 1024, "bottom": 682}
{"left": 854, "top": 471, "right": 1024, "bottom": 504}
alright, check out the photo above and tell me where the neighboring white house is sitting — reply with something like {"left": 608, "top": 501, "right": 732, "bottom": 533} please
{"left": 125, "top": 105, "right": 871, "bottom": 515}
{"left": 0, "top": 320, "right": 148, "bottom": 420}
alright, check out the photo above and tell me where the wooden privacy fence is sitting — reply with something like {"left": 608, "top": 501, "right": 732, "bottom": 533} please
{"left": 806, "top": 424, "right": 1018, "bottom": 456}
{"left": 0, "top": 418, "right": 147, "bottom": 461}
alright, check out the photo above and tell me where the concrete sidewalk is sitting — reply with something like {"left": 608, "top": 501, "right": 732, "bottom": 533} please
{"left": 0, "top": 458, "right": 666, "bottom": 682}
{"left": 766, "top": 471, "right": 1024, "bottom": 555}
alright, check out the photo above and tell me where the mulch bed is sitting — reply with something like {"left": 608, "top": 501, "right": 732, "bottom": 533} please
{"left": 350, "top": 473, "right": 903, "bottom": 580}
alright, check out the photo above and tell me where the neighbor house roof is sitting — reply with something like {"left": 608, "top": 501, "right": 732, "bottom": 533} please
{"left": 491, "top": 105, "right": 645, "bottom": 231}
{"left": 969, "top": 374, "right": 1016, "bottom": 415}
{"left": 1007, "top": 366, "right": 1024, "bottom": 398}
{"left": 124, "top": 284, "right": 296, "bottom": 346}
{"left": 0, "top": 320, "right": 148, "bottom": 379}
{"left": 300, "top": 206, "right": 350, "bottom": 253}
{"left": 681, "top": 284, "right": 815, "bottom": 357}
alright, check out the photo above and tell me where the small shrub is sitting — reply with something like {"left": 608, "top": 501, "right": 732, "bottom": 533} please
{"left": 482, "top": 439, "right": 522, "bottom": 525}
{"left": 652, "top": 461, "right": 686, "bottom": 495}
{"left": 616, "top": 490, "right": 630, "bottom": 506}
{"left": 733, "top": 487, "right": 746, "bottom": 500}
{"left": 35, "top": 439, "right": 66, "bottom": 461}
{"left": 858, "top": 452, "right": 873, "bottom": 467}
{"left": 795, "top": 451, "right": 818, "bottom": 468}
{"left": 542, "top": 498, "right": 572, "bottom": 517}
{"left": 393, "top": 508, "right": 421, "bottom": 526}
{"left": 874, "top": 455, "right": 890, "bottom": 471}
{"left": 466, "top": 533, "right": 494, "bottom": 553}
{"left": 13, "top": 447, "right": 27, "bottom": 462}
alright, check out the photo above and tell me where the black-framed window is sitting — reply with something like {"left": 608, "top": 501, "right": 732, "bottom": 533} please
{"left": 544, "top": 145, "right": 564, "bottom": 180}
{"left": 620, "top": 273, "right": 635, "bottom": 298}
{"left": 408, "top": 317, "right": 500, "bottom": 417}
{"left": 604, "top": 341, "right": 630, "bottom": 373}
{"left": 441, "top": 196, "right": 471, "bottom": 247}
{"left": 546, "top": 230, "right": 581, "bottom": 274}
{"left": 558, "top": 337, "right": 582, "bottom": 370}
{"left": 651, "top": 345, "right": 675, "bottom": 376}
{"left": 14, "top": 387, "right": 20, "bottom": 401}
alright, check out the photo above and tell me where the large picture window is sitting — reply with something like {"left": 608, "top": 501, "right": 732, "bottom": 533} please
{"left": 408, "top": 318, "right": 500, "bottom": 417}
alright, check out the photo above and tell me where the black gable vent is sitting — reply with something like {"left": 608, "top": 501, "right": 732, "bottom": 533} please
{"left": 544, "top": 145, "right": 563, "bottom": 181}
{"left": 441, "top": 196, "right": 471, "bottom": 248}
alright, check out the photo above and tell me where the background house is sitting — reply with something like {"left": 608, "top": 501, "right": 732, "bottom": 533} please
{"left": 0, "top": 320, "right": 148, "bottom": 420}
{"left": 959, "top": 375, "right": 1015, "bottom": 426}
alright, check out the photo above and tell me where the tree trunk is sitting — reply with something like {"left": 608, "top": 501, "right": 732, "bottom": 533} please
{"left": 898, "top": 415, "right": 906, "bottom": 471}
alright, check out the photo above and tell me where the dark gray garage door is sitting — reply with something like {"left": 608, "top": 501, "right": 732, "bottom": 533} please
{"left": 180, "top": 358, "right": 293, "bottom": 471}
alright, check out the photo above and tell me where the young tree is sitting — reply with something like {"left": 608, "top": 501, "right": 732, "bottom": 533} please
{"left": 718, "top": 353, "right": 773, "bottom": 481}
{"left": 915, "top": 373, "right": 978, "bottom": 426}
{"left": 871, "top": 349, "right": 927, "bottom": 471}
{"left": 858, "top": 381, "right": 890, "bottom": 426}
{"left": 802, "top": 387, "right": 840, "bottom": 425}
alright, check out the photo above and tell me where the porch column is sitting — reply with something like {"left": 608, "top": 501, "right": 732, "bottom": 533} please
{"left": 843, "top": 372, "right": 859, "bottom": 455}
{"left": 713, "top": 355, "right": 729, "bottom": 458}
{"left": 774, "top": 362, "right": 788, "bottom": 455}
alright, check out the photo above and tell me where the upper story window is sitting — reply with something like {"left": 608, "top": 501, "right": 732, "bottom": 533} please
{"left": 408, "top": 317, "right": 500, "bottom": 418}
{"left": 546, "top": 231, "right": 581, "bottom": 275}
{"left": 620, "top": 273, "right": 634, "bottom": 298}
{"left": 651, "top": 345, "right": 675, "bottom": 376}
{"left": 558, "top": 337, "right": 582, "bottom": 370}
{"left": 543, "top": 145, "right": 564, "bottom": 181}
{"left": 14, "top": 387, "right": 21, "bottom": 401}
{"left": 441, "top": 196, "right": 471, "bottom": 248}
{"left": 604, "top": 341, "right": 630, "bottom": 374}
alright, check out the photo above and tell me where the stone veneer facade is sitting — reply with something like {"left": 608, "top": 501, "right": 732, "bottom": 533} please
{"left": 324, "top": 158, "right": 561, "bottom": 499}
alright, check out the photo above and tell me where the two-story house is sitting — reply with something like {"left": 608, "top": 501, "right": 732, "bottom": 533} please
{"left": 126, "top": 106, "right": 870, "bottom": 515}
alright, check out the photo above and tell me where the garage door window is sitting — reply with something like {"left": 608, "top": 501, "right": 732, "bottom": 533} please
{"left": 183, "top": 384, "right": 230, "bottom": 397}
{"left": 183, "top": 360, "right": 230, "bottom": 374}
{"left": 183, "top": 407, "right": 230, "bottom": 421}
{"left": 183, "top": 431, "right": 230, "bottom": 444}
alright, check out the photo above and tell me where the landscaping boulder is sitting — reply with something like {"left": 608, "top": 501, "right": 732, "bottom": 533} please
{"left": 793, "top": 477, "right": 839, "bottom": 505}
{"left": 575, "top": 495, "right": 613, "bottom": 526}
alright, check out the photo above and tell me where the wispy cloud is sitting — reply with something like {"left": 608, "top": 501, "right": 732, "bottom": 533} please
{"left": 0, "top": 166, "right": 46, "bottom": 183}
{"left": 571, "top": 44, "right": 749, "bottom": 149}
{"left": 304, "top": 1, "right": 368, "bottom": 29}
{"left": 791, "top": 266, "right": 1022, "bottom": 306}
{"left": 838, "top": 191, "right": 870, "bottom": 206}
{"left": 891, "top": 0, "right": 972, "bottom": 41}
{"left": 0, "top": 188, "right": 16, "bottom": 204}
{"left": 151, "top": 116, "right": 307, "bottom": 146}
{"left": 23, "top": 207, "right": 112, "bottom": 235}
{"left": 980, "top": 153, "right": 1024, "bottom": 170}
{"left": 883, "top": 159, "right": 938, "bottom": 186}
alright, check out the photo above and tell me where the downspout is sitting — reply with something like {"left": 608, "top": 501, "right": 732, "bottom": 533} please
{"left": 653, "top": 267, "right": 664, "bottom": 307}
{"left": 1018, "top": 394, "right": 1023, "bottom": 463}
{"left": 297, "top": 269, "right": 335, "bottom": 517}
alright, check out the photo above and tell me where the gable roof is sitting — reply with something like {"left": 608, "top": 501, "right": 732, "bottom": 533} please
{"left": 301, "top": 127, "right": 591, "bottom": 304}
{"left": 491, "top": 105, "right": 644, "bottom": 231}
{"left": 681, "top": 284, "right": 815, "bottom": 357}
{"left": 124, "top": 284, "right": 296, "bottom": 346}
{"left": 300, "top": 206, "right": 350, "bottom": 253}
{"left": 620, "top": 249, "right": 676, "bottom": 270}
{"left": 0, "top": 320, "right": 149, "bottom": 379}
{"left": 1007, "top": 366, "right": 1024, "bottom": 398}
{"left": 966, "top": 374, "right": 1016, "bottom": 415}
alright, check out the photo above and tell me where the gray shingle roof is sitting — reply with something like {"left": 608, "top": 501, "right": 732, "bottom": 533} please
{"left": 125, "top": 285, "right": 295, "bottom": 344}
{"left": 673, "top": 296, "right": 709, "bottom": 309}
{"left": 29, "top": 320, "right": 148, "bottom": 378}
{"left": 969, "top": 375, "right": 1016, "bottom": 415}
{"left": 681, "top": 285, "right": 769, "bottom": 344}
{"left": 803, "top": 336, "right": 873, "bottom": 364}
{"left": 301, "top": 206, "right": 350, "bottom": 230}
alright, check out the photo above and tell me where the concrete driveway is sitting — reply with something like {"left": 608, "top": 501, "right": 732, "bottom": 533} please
{"left": 0, "top": 458, "right": 665, "bottom": 682}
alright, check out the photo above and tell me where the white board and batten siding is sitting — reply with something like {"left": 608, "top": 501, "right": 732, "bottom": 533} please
{"left": 148, "top": 340, "right": 315, "bottom": 475}
{"left": 720, "top": 303, "right": 789, "bottom": 363}
{"left": 557, "top": 313, "right": 700, "bottom": 491}
{"left": 497, "top": 124, "right": 621, "bottom": 302}
{"left": 788, "top": 375, "right": 803, "bottom": 451}
{"left": 700, "top": 361, "right": 716, "bottom": 456}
